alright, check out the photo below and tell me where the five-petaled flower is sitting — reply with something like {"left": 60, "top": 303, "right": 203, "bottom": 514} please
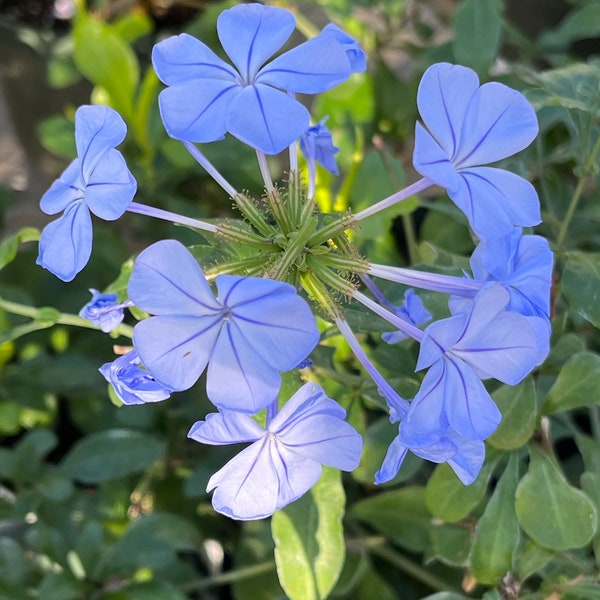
{"left": 37, "top": 105, "right": 137, "bottom": 281}
{"left": 152, "top": 3, "right": 355, "bottom": 154}
{"left": 128, "top": 239, "right": 320, "bottom": 413}
{"left": 413, "top": 62, "right": 540, "bottom": 241}
{"left": 188, "top": 382, "right": 362, "bottom": 520}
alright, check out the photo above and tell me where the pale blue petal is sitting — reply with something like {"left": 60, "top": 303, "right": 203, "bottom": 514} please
{"left": 85, "top": 149, "right": 137, "bottom": 220}
{"left": 416, "top": 63, "right": 479, "bottom": 159}
{"left": 152, "top": 33, "right": 238, "bottom": 85}
{"left": 443, "top": 357, "right": 501, "bottom": 440}
{"left": 133, "top": 314, "right": 222, "bottom": 391}
{"left": 412, "top": 122, "right": 462, "bottom": 194}
{"left": 128, "top": 239, "right": 221, "bottom": 316}
{"left": 445, "top": 431, "right": 485, "bottom": 485}
{"left": 455, "top": 82, "right": 538, "bottom": 168}
{"left": 217, "top": 3, "right": 295, "bottom": 82}
{"left": 408, "top": 435, "right": 458, "bottom": 463}
{"left": 226, "top": 84, "right": 309, "bottom": 154}
{"left": 79, "top": 289, "right": 124, "bottom": 332}
{"left": 272, "top": 382, "right": 346, "bottom": 429}
{"left": 207, "top": 436, "right": 321, "bottom": 520}
{"left": 451, "top": 167, "right": 541, "bottom": 241}
{"left": 75, "top": 105, "right": 127, "bottom": 181}
{"left": 205, "top": 319, "right": 281, "bottom": 413}
{"left": 216, "top": 275, "right": 319, "bottom": 372}
{"left": 417, "top": 313, "right": 466, "bottom": 371}
{"left": 158, "top": 79, "right": 241, "bottom": 143}
{"left": 36, "top": 202, "right": 92, "bottom": 282}
{"left": 258, "top": 35, "right": 350, "bottom": 94}
{"left": 272, "top": 384, "right": 361, "bottom": 470}
{"left": 401, "top": 361, "right": 449, "bottom": 445}
{"left": 188, "top": 411, "right": 264, "bottom": 445}
{"left": 39, "top": 160, "right": 83, "bottom": 214}
{"left": 319, "top": 24, "right": 366, "bottom": 73}
{"left": 374, "top": 436, "right": 408, "bottom": 484}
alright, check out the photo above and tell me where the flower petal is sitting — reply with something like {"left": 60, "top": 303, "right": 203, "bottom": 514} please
{"left": 217, "top": 3, "right": 295, "bottom": 82}
{"left": 442, "top": 357, "right": 501, "bottom": 440}
{"left": 85, "top": 149, "right": 137, "bottom": 220}
{"left": 451, "top": 167, "right": 541, "bottom": 241}
{"left": 188, "top": 410, "right": 264, "bottom": 445}
{"left": 258, "top": 35, "right": 350, "bottom": 94}
{"left": 445, "top": 430, "right": 485, "bottom": 485}
{"left": 226, "top": 84, "right": 309, "bottom": 154}
{"left": 128, "top": 239, "right": 221, "bottom": 316}
{"left": 318, "top": 24, "right": 366, "bottom": 73}
{"left": 152, "top": 33, "right": 238, "bottom": 85}
{"left": 207, "top": 436, "right": 321, "bottom": 520}
{"left": 416, "top": 63, "right": 480, "bottom": 160}
{"left": 158, "top": 79, "right": 241, "bottom": 143}
{"left": 412, "top": 122, "right": 462, "bottom": 194}
{"left": 374, "top": 436, "right": 409, "bottom": 484}
{"left": 455, "top": 82, "right": 538, "bottom": 168}
{"left": 75, "top": 105, "right": 127, "bottom": 181}
{"left": 217, "top": 275, "right": 319, "bottom": 372}
{"left": 205, "top": 319, "right": 282, "bottom": 412}
{"left": 133, "top": 314, "right": 222, "bottom": 391}
{"left": 36, "top": 202, "right": 92, "bottom": 282}
{"left": 272, "top": 383, "right": 361, "bottom": 471}
{"left": 39, "top": 160, "right": 84, "bottom": 215}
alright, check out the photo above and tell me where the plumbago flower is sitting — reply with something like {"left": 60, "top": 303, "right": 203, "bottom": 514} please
{"left": 128, "top": 240, "right": 320, "bottom": 413}
{"left": 188, "top": 382, "right": 362, "bottom": 520}
{"left": 100, "top": 350, "right": 172, "bottom": 406}
{"left": 37, "top": 106, "right": 137, "bottom": 281}
{"left": 79, "top": 289, "right": 127, "bottom": 333}
{"left": 152, "top": 3, "right": 358, "bottom": 154}
{"left": 412, "top": 62, "right": 540, "bottom": 241}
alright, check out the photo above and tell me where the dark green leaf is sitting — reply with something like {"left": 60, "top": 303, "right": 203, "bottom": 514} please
{"left": 351, "top": 486, "right": 430, "bottom": 552}
{"left": 61, "top": 429, "right": 165, "bottom": 483}
{"left": 562, "top": 252, "right": 600, "bottom": 328}
{"left": 515, "top": 447, "right": 597, "bottom": 550}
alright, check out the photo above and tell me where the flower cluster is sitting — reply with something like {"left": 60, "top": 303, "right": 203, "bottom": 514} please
{"left": 37, "top": 3, "right": 551, "bottom": 518}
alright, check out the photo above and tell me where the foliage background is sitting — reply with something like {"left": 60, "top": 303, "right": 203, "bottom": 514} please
{"left": 1, "top": 0, "right": 600, "bottom": 598}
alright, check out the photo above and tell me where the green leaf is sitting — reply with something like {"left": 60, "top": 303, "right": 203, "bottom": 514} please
{"left": 37, "top": 572, "right": 86, "bottom": 600}
{"left": 488, "top": 377, "right": 537, "bottom": 449}
{"left": 452, "top": 0, "right": 502, "bottom": 76}
{"left": 515, "top": 539, "right": 555, "bottom": 581}
{"left": 581, "top": 472, "right": 600, "bottom": 566}
{"left": 470, "top": 454, "right": 521, "bottom": 584}
{"left": 540, "top": 4, "right": 600, "bottom": 49}
{"left": 272, "top": 467, "right": 346, "bottom": 600}
{"left": 0, "top": 227, "right": 40, "bottom": 271}
{"left": 428, "top": 522, "right": 472, "bottom": 567}
{"left": 73, "top": 14, "right": 139, "bottom": 119}
{"left": 350, "top": 486, "right": 430, "bottom": 552}
{"left": 425, "top": 458, "right": 496, "bottom": 523}
{"left": 61, "top": 429, "right": 165, "bottom": 483}
{"left": 0, "top": 538, "right": 28, "bottom": 585}
{"left": 576, "top": 434, "right": 600, "bottom": 474}
{"left": 515, "top": 447, "right": 598, "bottom": 550}
{"left": 562, "top": 252, "right": 600, "bottom": 328}
{"left": 37, "top": 115, "right": 76, "bottom": 159}
{"left": 542, "top": 351, "right": 600, "bottom": 414}
{"left": 99, "top": 582, "right": 187, "bottom": 600}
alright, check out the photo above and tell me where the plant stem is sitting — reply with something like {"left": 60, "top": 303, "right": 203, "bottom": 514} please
{"left": 179, "top": 560, "right": 276, "bottom": 593}
{"left": 556, "top": 133, "right": 600, "bottom": 248}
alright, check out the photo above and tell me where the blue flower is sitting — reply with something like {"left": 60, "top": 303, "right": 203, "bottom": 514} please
{"left": 100, "top": 350, "right": 172, "bottom": 405}
{"left": 381, "top": 289, "right": 432, "bottom": 344}
{"left": 152, "top": 3, "right": 353, "bottom": 154}
{"left": 375, "top": 426, "right": 484, "bottom": 485}
{"left": 300, "top": 118, "right": 340, "bottom": 175}
{"left": 79, "top": 289, "right": 125, "bottom": 333}
{"left": 412, "top": 63, "right": 540, "bottom": 241}
{"left": 407, "top": 285, "right": 546, "bottom": 442}
{"left": 37, "top": 106, "right": 137, "bottom": 281}
{"left": 128, "top": 240, "right": 320, "bottom": 413}
{"left": 188, "top": 382, "right": 362, "bottom": 520}
{"left": 451, "top": 229, "right": 553, "bottom": 320}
